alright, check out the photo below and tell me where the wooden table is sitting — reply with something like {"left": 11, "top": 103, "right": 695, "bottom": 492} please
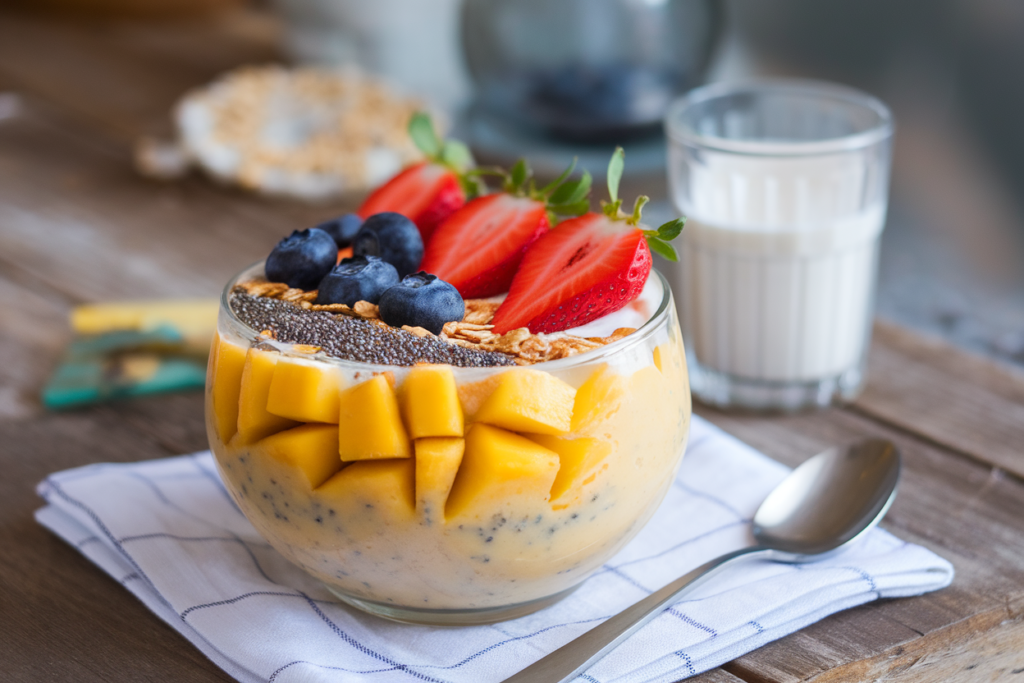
{"left": 1, "top": 8, "right": 1023, "bottom": 682}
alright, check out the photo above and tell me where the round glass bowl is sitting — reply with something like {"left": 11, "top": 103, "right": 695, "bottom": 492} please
{"left": 205, "top": 263, "right": 691, "bottom": 625}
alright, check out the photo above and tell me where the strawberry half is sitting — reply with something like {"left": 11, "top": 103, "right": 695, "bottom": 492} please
{"left": 357, "top": 113, "right": 479, "bottom": 243}
{"left": 358, "top": 162, "right": 464, "bottom": 243}
{"left": 490, "top": 213, "right": 651, "bottom": 334}
{"left": 420, "top": 158, "right": 593, "bottom": 298}
{"left": 491, "top": 148, "right": 685, "bottom": 335}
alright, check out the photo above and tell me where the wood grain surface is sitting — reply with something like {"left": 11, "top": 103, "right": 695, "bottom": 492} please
{"left": 0, "top": 8, "right": 1022, "bottom": 683}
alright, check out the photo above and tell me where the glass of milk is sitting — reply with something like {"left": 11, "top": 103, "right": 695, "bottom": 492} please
{"left": 664, "top": 80, "right": 893, "bottom": 410}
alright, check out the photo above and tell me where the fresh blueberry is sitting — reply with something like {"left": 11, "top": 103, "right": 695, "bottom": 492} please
{"left": 316, "top": 213, "right": 364, "bottom": 249}
{"left": 316, "top": 256, "right": 400, "bottom": 306}
{"left": 353, "top": 212, "right": 423, "bottom": 278}
{"left": 379, "top": 272, "right": 465, "bottom": 335}
{"left": 265, "top": 228, "right": 337, "bottom": 290}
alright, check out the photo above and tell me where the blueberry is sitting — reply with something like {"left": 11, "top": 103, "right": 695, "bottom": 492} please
{"left": 379, "top": 272, "right": 465, "bottom": 335}
{"left": 265, "top": 228, "right": 337, "bottom": 290}
{"left": 316, "top": 213, "right": 363, "bottom": 249}
{"left": 353, "top": 212, "right": 423, "bottom": 278}
{"left": 316, "top": 256, "right": 399, "bottom": 306}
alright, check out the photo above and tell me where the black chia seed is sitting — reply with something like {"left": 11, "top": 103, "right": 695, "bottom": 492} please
{"left": 229, "top": 292, "right": 516, "bottom": 367}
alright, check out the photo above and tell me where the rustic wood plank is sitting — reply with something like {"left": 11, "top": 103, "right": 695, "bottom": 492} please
{"left": 0, "top": 9, "right": 281, "bottom": 141}
{"left": 0, "top": 398, "right": 233, "bottom": 682}
{"left": 810, "top": 598, "right": 1024, "bottom": 682}
{"left": 855, "top": 320, "right": 1024, "bottom": 480}
{"left": 695, "top": 404, "right": 1024, "bottom": 682}
{"left": 0, "top": 91, "right": 353, "bottom": 305}
{"left": 0, "top": 262, "right": 73, "bottom": 419}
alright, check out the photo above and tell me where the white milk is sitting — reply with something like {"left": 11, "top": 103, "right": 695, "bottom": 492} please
{"left": 667, "top": 149, "right": 888, "bottom": 384}
{"left": 678, "top": 207, "right": 883, "bottom": 382}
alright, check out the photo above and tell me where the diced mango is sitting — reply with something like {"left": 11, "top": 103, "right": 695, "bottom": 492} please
{"left": 266, "top": 355, "right": 344, "bottom": 423}
{"left": 237, "top": 347, "right": 299, "bottom": 443}
{"left": 445, "top": 424, "right": 560, "bottom": 522}
{"left": 338, "top": 374, "right": 411, "bottom": 460}
{"left": 415, "top": 437, "right": 465, "bottom": 524}
{"left": 254, "top": 423, "right": 342, "bottom": 489}
{"left": 209, "top": 332, "right": 247, "bottom": 443}
{"left": 456, "top": 374, "right": 501, "bottom": 420}
{"left": 529, "top": 434, "right": 612, "bottom": 505}
{"left": 400, "top": 366, "right": 463, "bottom": 438}
{"left": 315, "top": 458, "right": 415, "bottom": 522}
{"left": 653, "top": 345, "right": 666, "bottom": 373}
{"left": 474, "top": 368, "right": 576, "bottom": 436}
{"left": 569, "top": 364, "right": 627, "bottom": 434}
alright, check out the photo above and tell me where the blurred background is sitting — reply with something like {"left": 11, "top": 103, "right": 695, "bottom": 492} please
{"left": 1, "top": 0, "right": 1022, "bottom": 417}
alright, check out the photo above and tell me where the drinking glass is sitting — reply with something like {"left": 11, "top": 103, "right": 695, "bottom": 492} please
{"left": 664, "top": 80, "right": 894, "bottom": 410}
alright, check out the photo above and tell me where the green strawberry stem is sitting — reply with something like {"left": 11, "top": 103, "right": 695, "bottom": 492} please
{"left": 408, "top": 112, "right": 485, "bottom": 197}
{"left": 600, "top": 147, "right": 686, "bottom": 262}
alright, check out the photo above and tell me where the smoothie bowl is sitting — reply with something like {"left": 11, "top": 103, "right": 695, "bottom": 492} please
{"left": 204, "top": 133, "right": 691, "bottom": 624}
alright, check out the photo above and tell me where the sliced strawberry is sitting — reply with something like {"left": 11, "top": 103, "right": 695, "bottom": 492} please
{"left": 420, "top": 194, "right": 549, "bottom": 298}
{"left": 491, "top": 213, "right": 651, "bottom": 334}
{"left": 357, "top": 162, "right": 465, "bottom": 243}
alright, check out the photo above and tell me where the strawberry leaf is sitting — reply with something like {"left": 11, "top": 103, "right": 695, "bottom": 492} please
{"left": 549, "top": 171, "right": 592, "bottom": 206}
{"left": 657, "top": 217, "right": 686, "bottom": 241}
{"left": 539, "top": 157, "right": 578, "bottom": 195}
{"left": 409, "top": 112, "right": 441, "bottom": 159}
{"left": 441, "top": 139, "right": 474, "bottom": 172}
{"left": 607, "top": 147, "right": 625, "bottom": 204}
{"left": 646, "top": 235, "right": 678, "bottom": 262}
{"left": 508, "top": 158, "right": 530, "bottom": 192}
{"left": 549, "top": 198, "right": 590, "bottom": 217}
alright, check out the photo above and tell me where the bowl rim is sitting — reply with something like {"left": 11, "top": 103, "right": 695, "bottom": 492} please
{"left": 218, "top": 261, "right": 674, "bottom": 373}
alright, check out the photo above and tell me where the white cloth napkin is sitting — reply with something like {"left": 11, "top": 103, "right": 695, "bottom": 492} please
{"left": 35, "top": 416, "right": 953, "bottom": 683}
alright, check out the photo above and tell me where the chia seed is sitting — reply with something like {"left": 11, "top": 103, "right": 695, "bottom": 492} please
{"left": 229, "top": 292, "right": 516, "bottom": 367}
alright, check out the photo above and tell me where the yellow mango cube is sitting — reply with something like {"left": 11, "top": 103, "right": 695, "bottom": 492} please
{"left": 400, "top": 366, "right": 464, "bottom": 438}
{"left": 315, "top": 459, "right": 415, "bottom": 522}
{"left": 569, "top": 365, "right": 627, "bottom": 434}
{"left": 474, "top": 368, "right": 576, "bottom": 436}
{"left": 338, "top": 374, "right": 411, "bottom": 460}
{"left": 237, "top": 348, "right": 299, "bottom": 443}
{"left": 415, "top": 437, "right": 465, "bottom": 524}
{"left": 266, "top": 356, "right": 344, "bottom": 424}
{"left": 456, "top": 374, "right": 501, "bottom": 420}
{"left": 255, "top": 423, "right": 342, "bottom": 489}
{"left": 529, "top": 434, "right": 612, "bottom": 505}
{"left": 445, "top": 424, "right": 560, "bottom": 522}
{"left": 209, "top": 333, "right": 247, "bottom": 443}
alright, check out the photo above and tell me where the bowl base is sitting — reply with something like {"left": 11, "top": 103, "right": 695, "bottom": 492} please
{"left": 325, "top": 584, "right": 582, "bottom": 626}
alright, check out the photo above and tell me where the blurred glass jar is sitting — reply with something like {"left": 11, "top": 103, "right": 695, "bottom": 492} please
{"left": 461, "top": 0, "right": 723, "bottom": 142}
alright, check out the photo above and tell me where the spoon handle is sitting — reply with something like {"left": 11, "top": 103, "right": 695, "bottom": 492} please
{"left": 501, "top": 546, "right": 767, "bottom": 683}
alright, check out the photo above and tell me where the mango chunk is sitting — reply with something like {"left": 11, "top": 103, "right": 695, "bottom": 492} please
{"left": 474, "top": 368, "right": 576, "bottom": 436}
{"left": 209, "top": 333, "right": 247, "bottom": 443}
{"left": 237, "top": 348, "right": 299, "bottom": 443}
{"left": 316, "top": 459, "right": 415, "bottom": 522}
{"left": 400, "top": 366, "right": 463, "bottom": 438}
{"left": 266, "top": 355, "right": 344, "bottom": 423}
{"left": 338, "top": 374, "right": 411, "bottom": 460}
{"left": 415, "top": 437, "right": 465, "bottom": 525}
{"left": 445, "top": 424, "right": 559, "bottom": 522}
{"left": 255, "top": 423, "right": 342, "bottom": 489}
{"left": 569, "top": 364, "right": 627, "bottom": 434}
{"left": 529, "top": 434, "right": 612, "bottom": 505}
{"left": 456, "top": 374, "right": 501, "bottom": 421}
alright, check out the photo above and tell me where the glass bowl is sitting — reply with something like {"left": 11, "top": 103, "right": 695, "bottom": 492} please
{"left": 205, "top": 263, "right": 691, "bottom": 625}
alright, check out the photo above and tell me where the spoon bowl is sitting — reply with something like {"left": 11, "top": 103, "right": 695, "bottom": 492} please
{"left": 754, "top": 438, "right": 901, "bottom": 559}
{"left": 502, "top": 438, "right": 902, "bottom": 683}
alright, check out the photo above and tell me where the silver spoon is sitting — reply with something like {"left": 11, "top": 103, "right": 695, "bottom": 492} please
{"left": 501, "top": 438, "right": 901, "bottom": 683}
